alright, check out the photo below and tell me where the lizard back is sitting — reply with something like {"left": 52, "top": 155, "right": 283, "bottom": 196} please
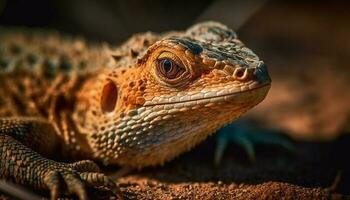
{"left": 0, "top": 28, "right": 109, "bottom": 118}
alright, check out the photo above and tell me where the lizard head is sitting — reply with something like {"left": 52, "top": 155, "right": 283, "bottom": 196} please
{"left": 82, "top": 22, "right": 271, "bottom": 166}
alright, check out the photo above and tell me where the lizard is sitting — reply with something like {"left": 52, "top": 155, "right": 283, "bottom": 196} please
{"left": 0, "top": 21, "right": 271, "bottom": 199}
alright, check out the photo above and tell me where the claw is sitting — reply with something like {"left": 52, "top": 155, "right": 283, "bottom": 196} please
{"left": 234, "top": 134, "right": 256, "bottom": 162}
{"left": 79, "top": 172, "right": 124, "bottom": 199}
{"left": 63, "top": 172, "right": 87, "bottom": 200}
{"left": 214, "top": 136, "right": 228, "bottom": 166}
{"left": 214, "top": 120, "right": 295, "bottom": 165}
{"left": 251, "top": 132, "right": 296, "bottom": 153}
{"left": 44, "top": 171, "right": 61, "bottom": 200}
{"left": 215, "top": 127, "right": 256, "bottom": 165}
{"left": 42, "top": 160, "right": 123, "bottom": 200}
{"left": 43, "top": 160, "right": 123, "bottom": 200}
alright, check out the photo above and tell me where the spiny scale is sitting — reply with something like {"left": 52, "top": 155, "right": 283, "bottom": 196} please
{"left": 0, "top": 28, "right": 109, "bottom": 117}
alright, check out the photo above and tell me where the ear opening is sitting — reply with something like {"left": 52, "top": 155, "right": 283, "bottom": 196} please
{"left": 101, "top": 80, "right": 118, "bottom": 113}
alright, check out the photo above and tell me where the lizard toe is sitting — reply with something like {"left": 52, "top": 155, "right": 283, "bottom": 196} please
{"left": 79, "top": 172, "right": 124, "bottom": 199}
{"left": 68, "top": 160, "right": 101, "bottom": 173}
{"left": 79, "top": 172, "right": 113, "bottom": 188}
{"left": 215, "top": 120, "right": 295, "bottom": 166}
{"left": 44, "top": 163, "right": 123, "bottom": 200}
{"left": 61, "top": 172, "right": 88, "bottom": 200}
{"left": 43, "top": 171, "right": 61, "bottom": 200}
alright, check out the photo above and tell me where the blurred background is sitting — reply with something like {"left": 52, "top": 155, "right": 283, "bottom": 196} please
{"left": 0, "top": 0, "right": 349, "bottom": 140}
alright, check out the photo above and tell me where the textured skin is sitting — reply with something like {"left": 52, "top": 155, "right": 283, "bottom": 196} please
{"left": 0, "top": 22, "right": 270, "bottom": 199}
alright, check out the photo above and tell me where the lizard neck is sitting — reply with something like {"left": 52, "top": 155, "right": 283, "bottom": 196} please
{"left": 71, "top": 69, "right": 112, "bottom": 159}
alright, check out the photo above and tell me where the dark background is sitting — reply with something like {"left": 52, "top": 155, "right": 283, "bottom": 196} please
{"left": 0, "top": 0, "right": 215, "bottom": 43}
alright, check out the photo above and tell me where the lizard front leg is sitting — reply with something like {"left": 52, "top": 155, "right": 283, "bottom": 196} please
{"left": 0, "top": 117, "right": 122, "bottom": 200}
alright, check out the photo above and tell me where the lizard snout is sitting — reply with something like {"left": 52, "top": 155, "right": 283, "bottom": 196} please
{"left": 253, "top": 62, "right": 271, "bottom": 85}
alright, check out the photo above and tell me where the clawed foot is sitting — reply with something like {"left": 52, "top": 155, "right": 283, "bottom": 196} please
{"left": 214, "top": 120, "right": 295, "bottom": 166}
{"left": 43, "top": 160, "right": 123, "bottom": 200}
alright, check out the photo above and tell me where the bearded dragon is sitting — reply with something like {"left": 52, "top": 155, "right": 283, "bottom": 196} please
{"left": 0, "top": 21, "right": 270, "bottom": 199}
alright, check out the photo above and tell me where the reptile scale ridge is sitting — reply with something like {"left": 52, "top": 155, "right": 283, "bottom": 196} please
{"left": 0, "top": 21, "right": 271, "bottom": 199}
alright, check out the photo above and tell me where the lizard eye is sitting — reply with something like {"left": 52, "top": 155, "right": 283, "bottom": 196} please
{"left": 157, "top": 58, "right": 185, "bottom": 80}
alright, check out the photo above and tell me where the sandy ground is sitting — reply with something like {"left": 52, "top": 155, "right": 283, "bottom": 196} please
{"left": 59, "top": 134, "right": 350, "bottom": 200}
{"left": 1, "top": 135, "right": 349, "bottom": 199}
{"left": 111, "top": 135, "right": 350, "bottom": 199}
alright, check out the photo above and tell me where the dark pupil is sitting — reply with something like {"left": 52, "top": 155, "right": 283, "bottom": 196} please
{"left": 158, "top": 58, "right": 184, "bottom": 80}
{"left": 162, "top": 59, "right": 172, "bottom": 72}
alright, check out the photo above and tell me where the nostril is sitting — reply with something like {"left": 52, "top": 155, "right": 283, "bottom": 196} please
{"left": 233, "top": 67, "right": 248, "bottom": 80}
{"left": 235, "top": 69, "right": 244, "bottom": 78}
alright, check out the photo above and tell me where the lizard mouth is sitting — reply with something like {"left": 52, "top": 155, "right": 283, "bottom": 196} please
{"left": 144, "top": 83, "right": 271, "bottom": 107}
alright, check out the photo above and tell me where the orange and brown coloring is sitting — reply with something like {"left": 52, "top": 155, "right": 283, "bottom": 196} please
{"left": 0, "top": 22, "right": 271, "bottom": 199}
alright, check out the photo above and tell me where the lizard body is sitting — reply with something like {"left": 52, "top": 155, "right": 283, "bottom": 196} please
{"left": 0, "top": 22, "right": 270, "bottom": 199}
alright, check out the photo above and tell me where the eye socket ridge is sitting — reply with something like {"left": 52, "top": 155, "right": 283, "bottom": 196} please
{"left": 157, "top": 57, "right": 185, "bottom": 80}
